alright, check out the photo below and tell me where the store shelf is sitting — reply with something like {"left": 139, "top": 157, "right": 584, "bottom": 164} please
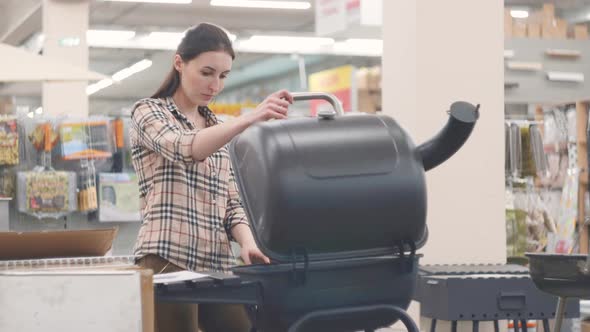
{"left": 505, "top": 39, "right": 590, "bottom": 104}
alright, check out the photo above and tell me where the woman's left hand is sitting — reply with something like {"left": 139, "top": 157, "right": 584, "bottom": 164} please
{"left": 240, "top": 244, "right": 270, "bottom": 265}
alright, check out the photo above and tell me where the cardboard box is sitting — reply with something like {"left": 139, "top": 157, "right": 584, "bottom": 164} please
{"left": 356, "top": 68, "right": 370, "bottom": 90}
{"left": 542, "top": 3, "right": 555, "bottom": 21}
{"left": 512, "top": 21, "right": 527, "bottom": 38}
{"left": 0, "top": 227, "right": 153, "bottom": 332}
{"left": 0, "top": 228, "right": 117, "bottom": 260}
{"left": 542, "top": 23, "right": 557, "bottom": 39}
{"left": 527, "top": 10, "right": 543, "bottom": 25}
{"left": 368, "top": 66, "right": 381, "bottom": 91}
{"left": 504, "top": 9, "right": 513, "bottom": 38}
{"left": 357, "top": 89, "right": 381, "bottom": 114}
{"left": 527, "top": 23, "right": 541, "bottom": 38}
{"left": 556, "top": 19, "right": 568, "bottom": 39}
{"left": 357, "top": 89, "right": 376, "bottom": 113}
{"left": 575, "top": 25, "right": 588, "bottom": 40}
{"left": 0, "top": 269, "right": 153, "bottom": 332}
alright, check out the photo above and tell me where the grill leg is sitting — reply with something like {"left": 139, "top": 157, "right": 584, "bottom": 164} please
{"left": 473, "top": 320, "right": 479, "bottom": 332}
{"left": 515, "top": 320, "right": 520, "bottom": 332}
{"left": 521, "top": 320, "right": 528, "bottom": 332}
{"left": 431, "top": 319, "right": 437, "bottom": 332}
{"left": 494, "top": 320, "right": 499, "bottom": 332}
{"left": 286, "top": 304, "right": 418, "bottom": 332}
{"left": 554, "top": 297, "right": 567, "bottom": 332}
{"left": 543, "top": 319, "right": 551, "bottom": 332}
{"left": 451, "top": 320, "right": 458, "bottom": 332}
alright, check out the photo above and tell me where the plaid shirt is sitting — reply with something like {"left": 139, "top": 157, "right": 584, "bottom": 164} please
{"left": 130, "top": 97, "right": 248, "bottom": 272}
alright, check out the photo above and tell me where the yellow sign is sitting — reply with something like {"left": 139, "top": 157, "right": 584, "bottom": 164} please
{"left": 309, "top": 65, "right": 354, "bottom": 93}
{"left": 308, "top": 65, "right": 354, "bottom": 114}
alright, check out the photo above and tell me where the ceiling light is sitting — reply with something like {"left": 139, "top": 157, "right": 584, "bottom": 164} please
{"left": 87, "top": 30, "right": 136, "bottom": 44}
{"left": 334, "top": 39, "right": 382, "bottom": 55}
{"left": 239, "top": 35, "right": 334, "bottom": 53}
{"left": 210, "top": 0, "right": 310, "bottom": 10}
{"left": 510, "top": 9, "right": 529, "bottom": 18}
{"left": 87, "top": 59, "right": 152, "bottom": 95}
{"left": 100, "top": 0, "right": 192, "bottom": 4}
{"left": 244, "top": 35, "right": 333, "bottom": 46}
{"left": 146, "top": 30, "right": 236, "bottom": 45}
{"left": 112, "top": 59, "right": 153, "bottom": 81}
{"left": 34, "top": 107, "right": 43, "bottom": 115}
{"left": 87, "top": 79, "right": 113, "bottom": 95}
{"left": 144, "top": 32, "right": 184, "bottom": 48}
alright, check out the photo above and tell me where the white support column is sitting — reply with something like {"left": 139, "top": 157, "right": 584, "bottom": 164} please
{"left": 382, "top": 0, "right": 505, "bottom": 266}
{"left": 382, "top": 2, "right": 505, "bottom": 332}
{"left": 42, "top": 0, "right": 89, "bottom": 117}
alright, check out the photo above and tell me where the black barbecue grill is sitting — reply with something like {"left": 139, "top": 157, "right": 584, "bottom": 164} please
{"left": 224, "top": 92, "right": 480, "bottom": 332}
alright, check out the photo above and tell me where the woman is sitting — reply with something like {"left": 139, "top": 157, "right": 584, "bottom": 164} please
{"left": 130, "top": 23, "right": 293, "bottom": 332}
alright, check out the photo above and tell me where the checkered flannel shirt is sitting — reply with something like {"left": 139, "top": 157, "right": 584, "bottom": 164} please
{"left": 130, "top": 97, "right": 248, "bottom": 272}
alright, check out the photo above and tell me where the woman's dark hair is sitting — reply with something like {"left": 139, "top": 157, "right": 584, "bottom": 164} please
{"left": 151, "top": 23, "right": 235, "bottom": 99}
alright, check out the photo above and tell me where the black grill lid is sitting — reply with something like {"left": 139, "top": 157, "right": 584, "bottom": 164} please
{"left": 229, "top": 92, "right": 428, "bottom": 263}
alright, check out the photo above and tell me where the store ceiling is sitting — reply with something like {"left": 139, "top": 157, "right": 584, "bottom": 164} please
{"left": 0, "top": 0, "right": 324, "bottom": 112}
{"left": 1, "top": 0, "right": 590, "bottom": 114}
{"left": 505, "top": 0, "right": 590, "bottom": 22}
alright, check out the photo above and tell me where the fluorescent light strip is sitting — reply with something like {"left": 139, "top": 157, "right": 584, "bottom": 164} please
{"left": 87, "top": 30, "right": 136, "bottom": 44}
{"left": 87, "top": 79, "right": 114, "bottom": 95}
{"left": 245, "top": 35, "right": 334, "bottom": 46}
{"left": 142, "top": 31, "right": 236, "bottom": 49}
{"left": 112, "top": 59, "right": 153, "bottom": 81}
{"left": 100, "top": 0, "right": 191, "bottom": 3}
{"left": 210, "top": 0, "right": 310, "bottom": 10}
{"left": 87, "top": 59, "right": 152, "bottom": 95}
{"left": 333, "top": 39, "right": 382, "bottom": 55}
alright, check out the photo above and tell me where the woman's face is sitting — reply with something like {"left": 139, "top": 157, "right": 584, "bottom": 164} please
{"left": 174, "top": 50, "right": 232, "bottom": 107}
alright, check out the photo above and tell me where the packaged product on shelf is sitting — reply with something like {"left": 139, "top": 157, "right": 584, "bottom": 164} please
{"left": 77, "top": 160, "right": 98, "bottom": 213}
{"left": 98, "top": 172, "right": 140, "bottom": 222}
{"left": 59, "top": 118, "right": 113, "bottom": 160}
{"left": 18, "top": 120, "right": 77, "bottom": 219}
{"left": 0, "top": 116, "right": 19, "bottom": 165}
{"left": 16, "top": 171, "right": 77, "bottom": 217}
{"left": 0, "top": 168, "right": 15, "bottom": 198}
{"left": 28, "top": 122, "right": 59, "bottom": 153}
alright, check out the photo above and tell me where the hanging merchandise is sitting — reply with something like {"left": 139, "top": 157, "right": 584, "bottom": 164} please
{"left": 508, "top": 123, "right": 522, "bottom": 179}
{"left": 548, "top": 144, "right": 579, "bottom": 254}
{"left": 0, "top": 168, "right": 15, "bottom": 198}
{"left": 98, "top": 172, "right": 140, "bottom": 222}
{"left": 17, "top": 121, "right": 77, "bottom": 219}
{"left": 59, "top": 119, "right": 112, "bottom": 160}
{"left": 77, "top": 159, "right": 98, "bottom": 213}
{"left": 506, "top": 188, "right": 527, "bottom": 258}
{"left": 520, "top": 125, "right": 536, "bottom": 177}
{"left": 18, "top": 171, "right": 76, "bottom": 215}
{"left": 58, "top": 117, "right": 113, "bottom": 213}
{"left": 0, "top": 116, "right": 19, "bottom": 165}
{"left": 111, "top": 117, "right": 124, "bottom": 173}
{"left": 542, "top": 109, "right": 568, "bottom": 188}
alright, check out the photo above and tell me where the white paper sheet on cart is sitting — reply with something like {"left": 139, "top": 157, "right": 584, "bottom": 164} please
{"left": 153, "top": 271, "right": 210, "bottom": 284}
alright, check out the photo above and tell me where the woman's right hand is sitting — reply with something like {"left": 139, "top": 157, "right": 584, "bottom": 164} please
{"left": 241, "top": 90, "right": 294, "bottom": 125}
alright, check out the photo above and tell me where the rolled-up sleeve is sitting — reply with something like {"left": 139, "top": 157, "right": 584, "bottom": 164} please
{"left": 131, "top": 100, "right": 197, "bottom": 164}
{"left": 224, "top": 163, "right": 249, "bottom": 241}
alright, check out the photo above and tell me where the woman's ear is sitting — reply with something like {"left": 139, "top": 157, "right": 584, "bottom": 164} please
{"left": 173, "top": 54, "right": 183, "bottom": 72}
